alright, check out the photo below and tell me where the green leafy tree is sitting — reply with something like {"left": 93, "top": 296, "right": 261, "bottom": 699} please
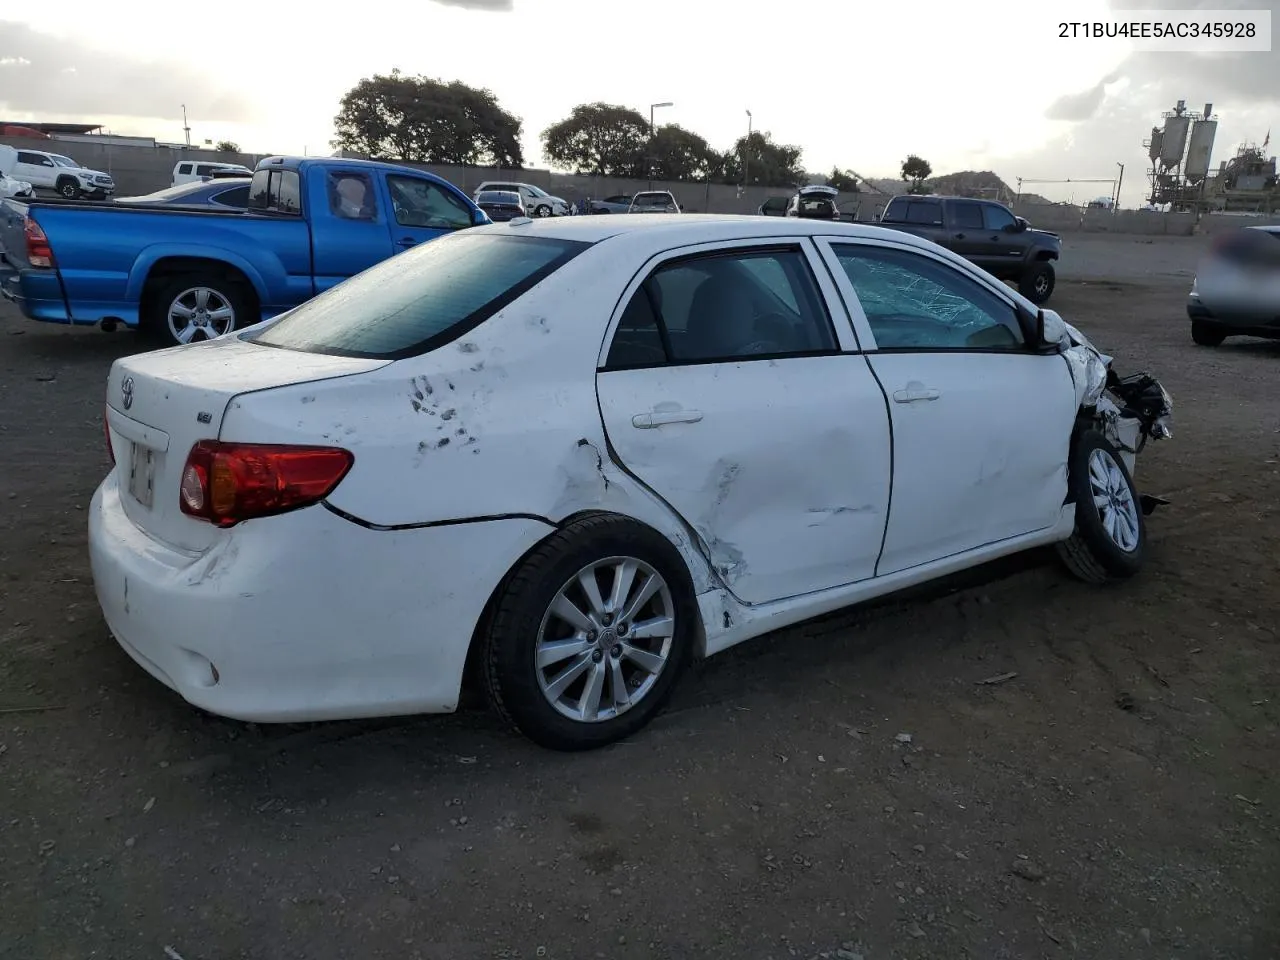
{"left": 901, "top": 154, "right": 933, "bottom": 194}
{"left": 719, "top": 131, "right": 804, "bottom": 188}
{"left": 649, "top": 125, "right": 722, "bottom": 181}
{"left": 541, "top": 102, "right": 651, "bottom": 177}
{"left": 332, "top": 70, "right": 524, "bottom": 166}
{"left": 215, "top": 140, "right": 241, "bottom": 153}
{"left": 826, "top": 167, "right": 860, "bottom": 192}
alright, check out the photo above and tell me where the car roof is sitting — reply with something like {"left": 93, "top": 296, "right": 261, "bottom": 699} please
{"left": 469, "top": 213, "right": 952, "bottom": 249}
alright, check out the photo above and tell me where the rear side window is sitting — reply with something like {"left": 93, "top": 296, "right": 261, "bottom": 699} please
{"left": 903, "top": 200, "right": 943, "bottom": 225}
{"left": 250, "top": 233, "right": 589, "bottom": 359}
{"left": 212, "top": 185, "right": 250, "bottom": 207}
{"left": 247, "top": 168, "right": 302, "bottom": 215}
{"left": 195, "top": 164, "right": 216, "bottom": 177}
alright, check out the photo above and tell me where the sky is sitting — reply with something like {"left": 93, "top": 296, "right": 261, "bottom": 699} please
{"left": 1, "top": 0, "right": 1276, "bottom": 207}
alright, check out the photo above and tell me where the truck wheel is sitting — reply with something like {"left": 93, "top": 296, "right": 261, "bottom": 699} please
{"left": 1055, "top": 429, "right": 1145, "bottom": 585}
{"left": 1191, "top": 321, "right": 1226, "bottom": 346}
{"left": 57, "top": 178, "right": 81, "bottom": 200}
{"left": 1019, "top": 262, "right": 1055, "bottom": 304}
{"left": 144, "top": 275, "right": 248, "bottom": 347}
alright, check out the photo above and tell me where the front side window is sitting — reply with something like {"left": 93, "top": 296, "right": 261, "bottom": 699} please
{"left": 387, "top": 175, "right": 473, "bottom": 229}
{"left": 328, "top": 171, "right": 378, "bottom": 220}
{"left": 982, "top": 204, "right": 1017, "bottom": 231}
{"left": 49, "top": 154, "right": 77, "bottom": 168}
{"left": 832, "top": 244, "right": 1025, "bottom": 351}
{"left": 603, "top": 248, "right": 837, "bottom": 368}
{"left": 177, "top": 163, "right": 193, "bottom": 174}
{"left": 251, "top": 233, "right": 588, "bottom": 359}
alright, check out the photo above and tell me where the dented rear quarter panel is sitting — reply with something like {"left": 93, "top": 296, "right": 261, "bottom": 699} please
{"left": 216, "top": 243, "right": 722, "bottom": 595}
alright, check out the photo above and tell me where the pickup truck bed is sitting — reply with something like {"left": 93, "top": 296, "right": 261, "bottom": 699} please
{"left": 1, "top": 156, "right": 488, "bottom": 345}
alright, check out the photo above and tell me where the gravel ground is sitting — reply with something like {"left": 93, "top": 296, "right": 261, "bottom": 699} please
{"left": 1, "top": 237, "right": 1277, "bottom": 960}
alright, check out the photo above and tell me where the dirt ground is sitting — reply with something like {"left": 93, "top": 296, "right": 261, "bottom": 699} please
{"left": 1, "top": 237, "right": 1277, "bottom": 960}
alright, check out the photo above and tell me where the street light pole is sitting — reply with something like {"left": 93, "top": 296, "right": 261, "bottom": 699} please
{"left": 648, "top": 101, "right": 673, "bottom": 190}
{"left": 1114, "top": 162, "right": 1125, "bottom": 209}
{"left": 743, "top": 109, "right": 753, "bottom": 194}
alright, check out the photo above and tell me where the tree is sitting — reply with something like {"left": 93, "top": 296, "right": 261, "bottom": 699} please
{"left": 541, "top": 103, "right": 650, "bottom": 177}
{"left": 215, "top": 140, "right": 241, "bottom": 153}
{"left": 901, "top": 154, "right": 933, "bottom": 194}
{"left": 649, "top": 125, "right": 722, "bottom": 181}
{"left": 332, "top": 70, "right": 524, "bottom": 167}
{"left": 827, "top": 167, "right": 860, "bottom": 192}
{"left": 719, "top": 131, "right": 804, "bottom": 188}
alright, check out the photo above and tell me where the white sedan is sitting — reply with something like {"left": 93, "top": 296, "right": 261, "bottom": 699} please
{"left": 89, "top": 215, "right": 1173, "bottom": 751}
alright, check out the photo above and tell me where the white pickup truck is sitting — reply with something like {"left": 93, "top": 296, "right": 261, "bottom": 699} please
{"left": 8, "top": 148, "right": 115, "bottom": 199}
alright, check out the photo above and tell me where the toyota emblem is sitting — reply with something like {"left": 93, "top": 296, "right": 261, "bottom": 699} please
{"left": 121, "top": 376, "right": 134, "bottom": 411}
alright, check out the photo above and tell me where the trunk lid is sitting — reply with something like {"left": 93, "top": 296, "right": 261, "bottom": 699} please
{"left": 105, "top": 332, "right": 388, "bottom": 551}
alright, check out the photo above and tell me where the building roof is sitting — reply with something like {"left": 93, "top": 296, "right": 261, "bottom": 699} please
{"left": 0, "top": 122, "right": 104, "bottom": 135}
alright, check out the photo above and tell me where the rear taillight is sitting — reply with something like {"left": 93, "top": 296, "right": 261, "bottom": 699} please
{"left": 25, "top": 218, "right": 53, "bottom": 269}
{"left": 178, "top": 441, "right": 354, "bottom": 528}
{"left": 104, "top": 407, "right": 115, "bottom": 465}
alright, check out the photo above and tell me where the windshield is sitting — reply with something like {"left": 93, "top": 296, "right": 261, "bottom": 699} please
{"left": 250, "top": 233, "right": 589, "bottom": 359}
{"left": 50, "top": 155, "right": 78, "bottom": 168}
{"left": 525, "top": 184, "right": 550, "bottom": 198}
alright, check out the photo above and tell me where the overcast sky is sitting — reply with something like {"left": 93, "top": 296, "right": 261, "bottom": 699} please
{"left": 1, "top": 0, "right": 1276, "bottom": 206}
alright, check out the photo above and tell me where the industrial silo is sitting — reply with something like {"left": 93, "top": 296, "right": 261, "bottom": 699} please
{"left": 1161, "top": 114, "right": 1191, "bottom": 169}
{"left": 1185, "top": 116, "right": 1218, "bottom": 183}
{"left": 1148, "top": 127, "right": 1165, "bottom": 162}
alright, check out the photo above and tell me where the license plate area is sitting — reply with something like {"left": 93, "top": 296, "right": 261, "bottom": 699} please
{"left": 128, "top": 442, "right": 157, "bottom": 508}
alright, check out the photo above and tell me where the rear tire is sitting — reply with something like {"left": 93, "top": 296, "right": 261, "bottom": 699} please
{"left": 1056, "top": 429, "right": 1146, "bottom": 584}
{"left": 1191, "top": 320, "right": 1226, "bottom": 346}
{"left": 480, "top": 514, "right": 697, "bottom": 751}
{"left": 1019, "top": 261, "right": 1056, "bottom": 304}
{"left": 143, "top": 274, "right": 250, "bottom": 348}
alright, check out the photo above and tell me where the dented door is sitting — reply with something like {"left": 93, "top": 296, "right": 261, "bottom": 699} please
{"left": 594, "top": 240, "right": 892, "bottom": 606}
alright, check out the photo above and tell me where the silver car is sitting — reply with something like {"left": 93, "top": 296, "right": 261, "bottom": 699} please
{"left": 1187, "top": 224, "right": 1280, "bottom": 346}
{"left": 627, "top": 191, "right": 681, "bottom": 214}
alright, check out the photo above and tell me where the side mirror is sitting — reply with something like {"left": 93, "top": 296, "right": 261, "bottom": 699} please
{"left": 472, "top": 208, "right": 489, "bottom": 226}
{"left": 1007, "top": 216, "right": 1028, "bottom": 233}
{"left": 1034, "top": 309, "right": 1045, "bottom": 343}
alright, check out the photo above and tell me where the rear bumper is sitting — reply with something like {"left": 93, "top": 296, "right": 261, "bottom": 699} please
{"left": 88, "top": 473, "right": 551, "bottom": 723}
{"left": 1, "top": 268, "right": 71, "bottom": 322}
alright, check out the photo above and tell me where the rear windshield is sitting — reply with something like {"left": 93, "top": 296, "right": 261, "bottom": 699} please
{"left": 632, "top": 194, "right": 674, "bottom": 207}
{"left": 249, "top": 232, "right": 589, "bottom": 359}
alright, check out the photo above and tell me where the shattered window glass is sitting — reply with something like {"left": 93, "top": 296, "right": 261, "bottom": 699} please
{"left": 833, "top": 244, "right": 1024, "bottom": 351}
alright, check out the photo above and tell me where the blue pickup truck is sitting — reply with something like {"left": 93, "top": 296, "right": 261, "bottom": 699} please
{"left": 0, "top": 156, "right": 489, "bottom": 345}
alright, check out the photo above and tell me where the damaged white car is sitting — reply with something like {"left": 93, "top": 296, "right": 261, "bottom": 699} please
{"left": 89, "top": 216, "right": 1172, "bottom": 751}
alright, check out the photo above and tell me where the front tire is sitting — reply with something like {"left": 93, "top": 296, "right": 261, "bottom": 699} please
{"left": 1019, "top": 261, "right": 1056, "bottom": 304}
{"left": 57, "top": 178, "right": 81, "bottom": 200}
{"left": 1191, "top": 320, "right": 1226, "bottom": 346}
{"left": 533, "top": 203, "right": 553, "bottom": 218}
{"left": 480, "top": 514, "right": 697, "bottom": 751}
{"left": 1056, "top": 429, "right": 1146, "bottom": 584}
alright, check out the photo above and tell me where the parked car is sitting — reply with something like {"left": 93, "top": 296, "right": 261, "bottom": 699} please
{"left": 1186, "top": 224, "right": 1280, "bottom": 345}
{"left": 627, "top": 191, "right": 681, "bottom": 214}
{"left": 9, "top": 148, "right": 115, "bottom": 199}
{"left": 475, "top": 189, "right": 526, "bottom": 222}
{"left": 876, "top": 195, "right": 1061, "bottom": 304}
{"left": 473, "top": 180, "right": 571, "bottom": 217}
{"left": 589, "top": 194, "right": 637, "bottom": 214}
{"left": 88, "top": 214, "right": 1172, "bottom": 752}
{"left": 0, "top": 156, "right": 488, "bottom": 345}
{"left": 787, "top": 184, "right": 841, "bottom": 220}
{"left": 172, "top": 161, "right": 254, "bottom": 186}
{"left": 0, "top": 146, "right": 34, "bottom": 200}
{"left": 115, "top": 178, "right": 252, "bottom": 209}
{"left": 758, "top": 196, "right": 790, "bottom": 217}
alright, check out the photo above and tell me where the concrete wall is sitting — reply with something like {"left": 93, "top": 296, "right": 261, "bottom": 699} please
{"left": 5, "top": 134, "right": 1278, "bottom": 235}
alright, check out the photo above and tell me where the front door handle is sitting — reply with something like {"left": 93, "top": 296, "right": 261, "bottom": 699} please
{"left": 397, "top": 237, "right": 418, "bottom": 248}
{"left": 631, "top": 410, "right": 704, "bottom": 429}
{"left": 954, "top": 233, "right": 966, "bottom": 240}
{"left": 892, "top": 387, "right": 941, "bottom": 403}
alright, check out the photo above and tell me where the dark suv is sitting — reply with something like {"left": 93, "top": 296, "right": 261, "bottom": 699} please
{"left": 876, "top": 195, "right": 1062, "bottom": 304}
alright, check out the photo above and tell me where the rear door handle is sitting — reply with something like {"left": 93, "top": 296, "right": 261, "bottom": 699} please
{"left": 396, "top": 237, "right": 418, "bottom": 248}
{"left": 892, "top": 387, "right": 941, "bottom": 403}
{"left": 953, "top": 233, "right": 966, "bottom": 240}
{"left": 631, "top": 410, "right": 704, "bottom": 428}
